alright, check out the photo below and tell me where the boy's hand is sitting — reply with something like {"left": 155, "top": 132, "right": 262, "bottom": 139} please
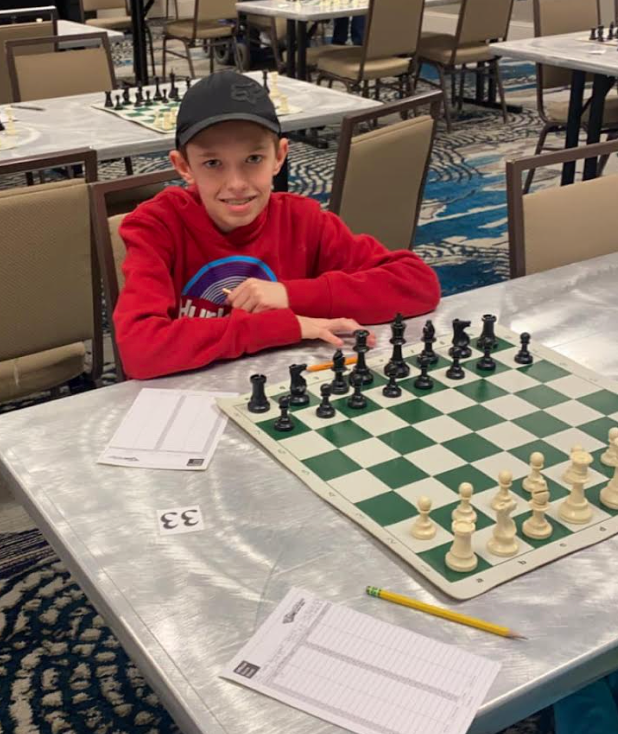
{"left": 296, "top": 316, "right": 377, "bottom": 348}
{"left": 226, "top": 279, "right": 289, "bottom": 313}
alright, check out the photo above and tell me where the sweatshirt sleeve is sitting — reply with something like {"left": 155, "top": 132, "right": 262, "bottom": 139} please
{"left": 113, "top": 211, "right": 301, "bottom": 380}
{"left": 282, "top": 208, "right": 440, "bottom": 323}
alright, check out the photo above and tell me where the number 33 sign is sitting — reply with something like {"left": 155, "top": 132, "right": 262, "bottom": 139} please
{"left": 157, "top": 506, "right": 204, "bottom": 535}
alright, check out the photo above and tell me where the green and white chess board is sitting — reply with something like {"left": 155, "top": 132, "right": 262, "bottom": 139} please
{"left": 218, "top": 325, "right": 618, "bottom": 600}
{"left": 92, "top": 98, "right": 183, "bottom": 134}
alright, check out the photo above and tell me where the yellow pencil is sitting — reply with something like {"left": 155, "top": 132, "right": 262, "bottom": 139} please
{"left": 308, "top": 356, "right": 358, "bottom": 373}
{"left": 366, "top": 586, "right": 526, "bottom": 640}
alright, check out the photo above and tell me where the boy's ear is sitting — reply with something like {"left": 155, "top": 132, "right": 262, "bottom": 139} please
{"left": 170, "top": 149, "right": 195, "bottom": 186}
{"left": 273, "top": 137, "right": 289, "bottom": 176}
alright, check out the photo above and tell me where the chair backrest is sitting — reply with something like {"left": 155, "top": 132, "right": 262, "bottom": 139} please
{"left": 506, "top": 138, "right": 618, "bottom": 277}
{"left": 195, "top": 0, "right": 237, "bottom": 24}
{"left": 82, "top": 0, "right": 128, "bottom": 13}
{"left": 363, "top": 0, "right": 425, "bottom": 61}
{"left": 6, "top": 32, "right": 115, "bottom": 102}
{"left": 330, "top": 92, "right": 442, "bottom": 251}
{"left": 455, "top": 0, "right": 514, "bottom": 47}
{"left": 0, "top": 7, "right": 57, "bottom": 104}
{"left": 533, "top": 0, "right": 600, "bottom": 91}
{"left": 90, "top": 169, "right": 184, "bottom": 380}
{"left": 0, "top": 149, "right": 102, "bottom": 374}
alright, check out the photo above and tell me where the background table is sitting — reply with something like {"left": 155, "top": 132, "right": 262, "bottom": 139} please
{"left": 58, "top": 18, "right": 124, "bottom": 45}
{"left": 1, "top": 253, "right": 618, "bottom": 734}
{"left": 492, "top": 32, "right": 618, "bottom": 184}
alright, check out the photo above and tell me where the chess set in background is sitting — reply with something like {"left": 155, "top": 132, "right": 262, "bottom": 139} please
{"left": 218, "top": 316, "right": 618, "bottom": 600}
{"left": 0, "top": 105, "right": 35, "bottom": 150}
{"left": 581, "top": 21, "right": 618, "bottom": 44}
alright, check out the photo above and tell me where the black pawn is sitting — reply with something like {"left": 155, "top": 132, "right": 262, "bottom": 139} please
{"left": 385, "top": 313, "right": 410, "bottom": 379}
{"left": 262, "top": 69, "right": 270, "bottom": 93}
{"left": 145, "top": 90, "right": 153, "bottom": 106}
{"left": 330, "top": 349, "right": 349, "bottom": 395}
{"left": 274, "top": 396, "right": 294, "bottom": 432}
{"left": 134, "top": 91, "right": 143, "bottom": 108}
{"left": 347, "top": 374, "right": 367, "bottom": 410}
{"left": 162, "top": 88, "right": 169, "bottom": 104}
{"left": 248, "top": 373, "right": 270, "bottom": 413}
{"left": 350, "top": 329, "right": 373, "bottom": 386}
{"left": 114, "top": 95, "right": 123, "bottom": 110}
{"left": 477, "top": 342, "right": 496, "bottom": 371}
{"left": 590, "top": 27, "right": 597, "bottom": 40}
{"left": 446, "top": 348, "right": 465, "bottom": 380}
{"left": 514, "top": 332, "right": 534, "bottom": 365}
{"left": 477, "top": 313, "right": 498, "bottom": 350}
{"left": 104, "top": 90, "right": 113, "bottom": 108}
{"left": 609, "top": 22, "right": 615, "bottom": 39}
{"left": 382, "top": 365, "right": 402, "bottom": 398}
{"left": 316, "top": 384, "right": 336, "bottom": 418}
{"left": 186, "top": 77, "right": 192, "bottom": 91}
{"left": 418, "top": 319, "right": 438, "bottom": 365}
{"left": 122, "top": 86, "right": 131, "bottom": 105}
{"left": 289, "top": 363, "right": 309, "bottom": 407}
{"left": 136, "top": 84, "right": 144, "bottom": 103}
{"left": 414, "top": 356, "right": 434, "bottom": 390}
{"left": 153, "top": 76, "right": 162, "bottom": 101}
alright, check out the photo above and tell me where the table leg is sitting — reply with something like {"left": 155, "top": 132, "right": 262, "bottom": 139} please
{"left": 129, "top": 0, "right": 149, "bottom": 86}
{"left": 583, "top": 74, "right": 613, "bottom": 180}
{"left": 286, "top": 19, "right": 297, "bottom": 78}
{"left": 297, "top": 21, "right": 308, "bottom": 81}
{"left": 475, "top": 61, "right": 485, "bottom": 104}
{"left": 561, "top": 69, "right": 586, "bottom": 186}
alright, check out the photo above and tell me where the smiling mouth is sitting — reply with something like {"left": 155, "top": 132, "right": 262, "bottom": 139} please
{"left": 220, "top": 196, "right": 257, "bottom": 206}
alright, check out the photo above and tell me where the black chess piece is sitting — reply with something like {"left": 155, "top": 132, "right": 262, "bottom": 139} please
{"left": 446, "top": 348, "right": 465, "bottom": 380}
{"left": 477, "top": 314, "right": 498, "bottom": 350}
{"left": 385, "top": 313, "right": 410, "bottom": 379}
{"left": 598, "top": 24, "right": 605, "bottom": 41}
{"left": 122, "top": 86, "right": 131, "bottom": 105}
{"left": 347, "top": 373, "right": 367, "bottom": 409}
{"left": 161, "top": 88, "right": 169, "bottom": 104}
{"left": 418, "top": 319, "right": 438, "bottom": 365}
{"left": 382, "top": 365, "right": 402, "bottom": 398}
{"left": 169, "top": 71, "right": 178, "bottom": 100}
{"left": 0, "top": 117, "right": 4, "bottom": 132}
{"left": 262, "top": 69, "right": 270, "bottom": 93}
{"left": 514, "top": 332, "right": 534, "bottom": 365}
{"left": 330, "top": 349, "right": 349, "bottom": 394}
{"left": 350, "top": 330, "right": 373, "bottom": 386}
{"left": 414, "top": 356, "right": 434, "bottom": 390}
{"left": 477, "top": 342, "right": 496, "bottom": 371}
{"left": 104, "top": 91, "right": 113, "bottom": 108}
{"left": 289, "top": 363, "right": 309, "bottom": 406}
{"left": 153, "top": 76, "right": 162, "bottom": 102}
{"left": 609, "top": 21, "right": 615, "bottom": 39}
{"left": 145, "top": 90, "right": 153, "bottom": 106}
{"left": 114, "top": 95, "right": 123, "bottom": 110}
{"left": 186, "top": 77, "right": 192, "bottom": 91}
{"left": 248, "top": 373, "right": 270, "bottom": 413}
{"left": 136, "top": 84, "right": 144, "bottom": 103}
{"left": 274, "top": 396, "right": 294, "bottom": 432}
{"left": 450, "top": 319, "right": 472, "bottom": 358}
{"left": 590, "top": 27, "right": 597, "bottom": 40}
{"left": 316, "top": 384, "right": 336, "bottom": 418}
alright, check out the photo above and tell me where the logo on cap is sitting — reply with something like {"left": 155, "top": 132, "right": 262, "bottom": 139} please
{"left": 231, "top": 81, "right": 265, "bottom": 105}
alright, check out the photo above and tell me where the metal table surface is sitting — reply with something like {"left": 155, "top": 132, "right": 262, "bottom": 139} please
{"left": 1, "top": 253, "right": 618, "bottom": 734}
{"left": 0, "top": 73, "right": 379, "bottom": 163}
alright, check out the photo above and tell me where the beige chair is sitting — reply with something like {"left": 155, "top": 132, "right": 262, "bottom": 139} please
{"left": 90, "top": 169, "right": 184, "bottom": 381}
{"left": 162, "top": 0, "right": 240, "bottom": 77}
{"left": 524, "top": 0, "right": 618, "bottom": 192}
{"left": 506, "top": 139, "right": 618, "bottom": 277}
{"left": 0, "top": 149, "right": 103, "bottom": 403}
{"left": 415, "top": 0, "right": 514, "bottom": 131}
{"left": 316, "top": 0, "right": 425, "bottom": 99}
{"left": 0, "top": 6, "right": 57, "bottom": 104}
{"left": 246, "top": 15, "right": 287, "bottom": 71}
{"left": 330, "top": 91, "right": 442, "bottom": 251}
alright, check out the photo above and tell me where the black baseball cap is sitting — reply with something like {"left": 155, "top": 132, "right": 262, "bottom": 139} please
{"left": 175, "top": 71, "right": 281, "bottom": 149}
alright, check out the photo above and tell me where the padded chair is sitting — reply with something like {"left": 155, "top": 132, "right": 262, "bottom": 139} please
{"left": 506, "top": 139, "right": 618, "bottom": 277}
{"left": 90, "top": 169, "right": 184, "bottom": 381}
{"left": 162, "top": 0, "right": 240, "bottom": 77}
{"left": 524, "top": 0, "right": 618, "bottom": 192}
{"left": 0, "top": 6, "right": 57, "bottom": 104}
{"left": 329, "top": 91, "right": 442, "bottom": 251}
{"left": 316, "top": 0, "right": 425, "bottom": 99}
{"left": 415, "top": 0, "right": 514, "bottom": 132}
{"left": 0, "top": 149, "right": 103, "bottom": 403}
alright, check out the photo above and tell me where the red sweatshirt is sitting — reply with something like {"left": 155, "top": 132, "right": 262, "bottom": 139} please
{"left": 114, "top": 187, "right": 440, "bottom": 379}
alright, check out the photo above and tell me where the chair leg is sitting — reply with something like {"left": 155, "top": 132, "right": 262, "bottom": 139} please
{"left": 436, "top": 65, "right": 453, "bottom": 133}
{"left": 413, "top": 61, "right": 422, "bottom": 91}
{"left": 209, "top": 42, "right": 214, "bottom": 74}
{"left": 492, "top": 59, "right": 508, "bottom": 124}
{"left": 522, "top": 123, "right": 552, "bottom": 194}
{"left": 124, "top": 157, "right": 134, "bottom": 175}
{"left": 458, "top": 65, "right": 466, "bottom": 113}
{"left": 162, "top": 36, "right": 168, "bottom": 79}
{"left": 145, "top": 24, "right": 156, "bottom": 77}
{"left": 362, "top": 79, "right": 369, "bottom": 97}
{"left": 184, "top": 39, "right": 196, "bottom": 78}
{"left": 375, "top": 78, "right": 381, "bottom": 100}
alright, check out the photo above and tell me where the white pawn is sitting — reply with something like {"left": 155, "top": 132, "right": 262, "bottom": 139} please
{"left": 559, "top": 449, "right": 593, "bottom": 524}
{"left": 600, "top": 438, "right": 618, "bottom": 510}
{"left": 411, "top": 496, "right": 436, "bottom": 540}
{"left": 601, "top": 428, "right": 618, "bottom": 467}
{"left": 491, "top": 470, "right": 513, "bottom": 511}
{"left": 522, "top": 452, "right": 547, "bottom": 493}
{"left": 452, "top": 482, "right": 477, "bottom": 523}
{"left": 523, "top": 484, "right": 552, "bottom": 539}
{"left": 487, "top": 498, "right": 519, "bottom": 556}
{"left": 445, "top": 519, "right": 477, "bottom": 573}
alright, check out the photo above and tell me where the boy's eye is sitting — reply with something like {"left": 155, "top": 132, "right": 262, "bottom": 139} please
{"left": 247, "top": 154, "right": 263, "bottom": 164}
{"left": 203, "top": 159, "right": 220, "bottom": 168}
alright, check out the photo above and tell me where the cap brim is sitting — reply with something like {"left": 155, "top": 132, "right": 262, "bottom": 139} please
{"left": 176, "top": 113, "right": 281, "bottom": 148}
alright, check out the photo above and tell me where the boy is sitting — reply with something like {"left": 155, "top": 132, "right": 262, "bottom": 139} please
{"left": 114, "top": 71, "right": 440, "bottom": 380}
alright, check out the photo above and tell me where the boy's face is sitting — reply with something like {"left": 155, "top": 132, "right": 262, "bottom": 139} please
{"left": 170, "top": 120, "right": 288, "bottom": 233}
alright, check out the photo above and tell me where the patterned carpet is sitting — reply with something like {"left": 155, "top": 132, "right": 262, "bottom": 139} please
{"left": 0, "top": 23, "right": 567, "bottom": 734}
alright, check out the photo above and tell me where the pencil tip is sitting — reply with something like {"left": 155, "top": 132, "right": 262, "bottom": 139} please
{"left": 509, "top": 632, "right": 527, "bottom": 640}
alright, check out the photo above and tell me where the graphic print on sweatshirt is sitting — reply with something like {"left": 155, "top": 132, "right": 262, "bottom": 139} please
{"left": 179, "top": 255, "right": 277, "bottom": 319}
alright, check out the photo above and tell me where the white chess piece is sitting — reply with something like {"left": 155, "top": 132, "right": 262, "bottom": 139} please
{"left": 600, "top": 438, "right": 618, "bottom": 509}
{"left": 269, "top": 72, "right": 281, "bottom": 100}
{"left": 445, "top": 519, "right": 477, "bottom": 572}
{"left": 562, "top": 445, "right": 584, "bottom": 484}
{"left": 5, "top": 106, "right": 16, "bottom": 136}
{"left": 491, "top": 470, "right": 513, "bottom": 511}
{"left": 411, "top": 496, "right": 436, "bottom": 540}
{"left": 278, "top": 95, "right": 290, "bottom": 115}
{"left": 522, "top": 452, "right": 547, "bottom": 493}
{"left": 522, "top": 484, "right": 552, "bottom": 539}
{"left": 559, "top": 449, "right": 593, "bottom": 523}
{"left": 601, "top": 428, "right": 618, "bottom": 467}
{"left": 487, "top": 498, "right": 519, "bottom": 556}
{"left": 452, "top": 482, "right": 477, "bottom": 523}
